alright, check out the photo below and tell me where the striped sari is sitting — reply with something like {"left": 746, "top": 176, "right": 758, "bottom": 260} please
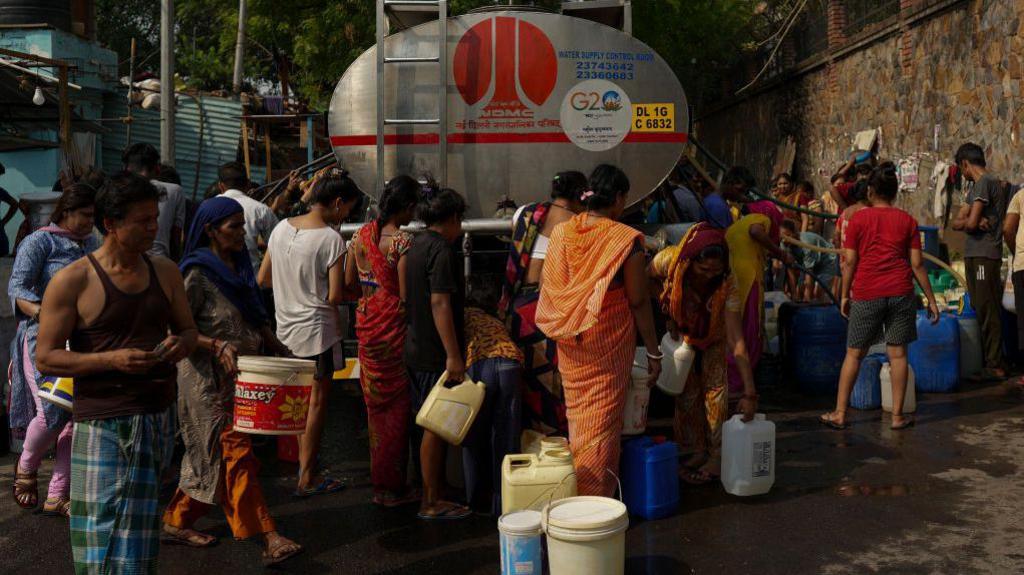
{"left": 536, "top": 215, "right": 641, "bottom": 497}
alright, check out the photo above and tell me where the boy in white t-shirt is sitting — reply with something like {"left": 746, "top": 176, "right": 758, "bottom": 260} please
{"left": 258, "top": 170, "right": 361, "bottom": 496}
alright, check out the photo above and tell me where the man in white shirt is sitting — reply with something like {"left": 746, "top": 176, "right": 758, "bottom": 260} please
{"left": 217, "top": 162, "right": 279, "bottom": 271}
{"left": 122, "top": 143, "right": 185, "bottom": 260}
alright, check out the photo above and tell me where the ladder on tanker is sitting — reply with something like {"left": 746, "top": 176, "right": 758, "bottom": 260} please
{"left": 375, "top": 0, "right": 449, "bottom": 193}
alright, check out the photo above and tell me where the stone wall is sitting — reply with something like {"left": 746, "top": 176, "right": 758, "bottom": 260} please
{"left": 696, "top": 0, "right": 1023, "bottom": 230}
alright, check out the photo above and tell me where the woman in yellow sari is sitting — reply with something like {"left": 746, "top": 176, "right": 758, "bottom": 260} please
{"left": 725, "top": 199, "right": 793, "bottom": 396}
{"left": 536, "top": 164, "right": 661, "bottom": 497}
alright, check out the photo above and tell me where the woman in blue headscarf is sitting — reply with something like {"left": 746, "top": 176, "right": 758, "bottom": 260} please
{"left": 161, "top": 197, "right": 302, "bottom": 566}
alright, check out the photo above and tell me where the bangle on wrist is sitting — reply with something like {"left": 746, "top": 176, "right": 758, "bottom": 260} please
{"left": 645, "top": 348, "right": 664, "bottom": 361}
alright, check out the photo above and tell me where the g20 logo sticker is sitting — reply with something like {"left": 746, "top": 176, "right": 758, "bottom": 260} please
{"left": 560, "top": 80, "right": 632, "bottom": 152}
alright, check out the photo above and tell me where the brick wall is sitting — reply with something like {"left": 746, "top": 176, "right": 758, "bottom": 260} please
{"left": 695, "top": 0, "right": 1023, "bottom": 227}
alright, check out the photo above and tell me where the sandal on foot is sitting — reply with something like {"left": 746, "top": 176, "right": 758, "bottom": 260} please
{"left": 262, "top": 539, "right": 303, "bottom": 566}
{"left": 819, "top": 413, "right": 849, "bottom": 430}
{"left": 373, "top": 489, "right": 421, "bottom": 508}
{"left": 679, "top": 468, "right": 718, "bottom": 486}
{"left": 12, "top": 463, "right": 38, "bottom": 510}
{"left": 41, "top": 496, "right": 70, "bottom": 518}
{"left": 292, "top": 477, "right": 347, "bottom": 499}
{"left": 160, "top": 525, "right": 218, "bottom": 547}
{"left": 891, "top": 417, "right": 915, "bottom": 431}
{"left": 417, "top": 501, "right": 472, "bottom": 520}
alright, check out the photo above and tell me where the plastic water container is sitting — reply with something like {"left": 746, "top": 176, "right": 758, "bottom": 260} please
{"left": 621, "top": 437, "right": 679, "bottom": 520}
{"left": 784, "top": 304, "right": 847, "bottom": 395}
{"left": 956, "top": 296, "right": 983, "bottom": 379}
{"left": 851, "top": 354, "right": 885, "bottom": 410}
{"left": 918, "top": 225, "right": 940, "bottom": 270}
{"left": 501, "top": 449, "right": 577, "bottom": 514}
{"left": 623, "top": 363, "right": 651, "bottom": 435}
{"left": 234, "top": 357, "right": 316, "bottom": 435}
{"left": 908, "top": 311, "right": 960, "bottom": 393}
{"left": 880, "top": 363, "right": 917, "bottom": 413}
{"left": 521, "top": 433, "right": 570, "bottom": 456}
{"left": 37, "top": 376, "right": 73, "bottom": 411}
{"left": 721, "top": 414, "right": 775, "bottom": 496}
{"left": 415, "top": 371, "right": 486, "bottom": 445}
{"left": 764, "top": 291, "right": 788, "bottom": 343}
{"left": 543, "top": 496, "right": 629, "bottom": 575}
{"left": 657, "top": 333, "right": 695, "bottom": 396}
{"left": 498, "top": 510, "right": 543, "bottom": 575}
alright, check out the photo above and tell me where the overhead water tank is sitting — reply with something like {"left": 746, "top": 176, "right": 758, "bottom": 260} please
{"left": 329, "top": 8, "right": 688, "bottom": 218}
{"left": 0, "top": 0, "right": 70, "bottom": 31}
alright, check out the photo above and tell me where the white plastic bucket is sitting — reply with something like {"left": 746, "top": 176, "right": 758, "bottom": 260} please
{"left": 623, "top": 363, "right": 651, "bottom": 435}
{"left": 543, "top": 496, "right": 629, "bottom": 575}
{"left": 37, "top": 377, "right": 73, "bottom": 411}
{"left": 233, "top": 356, "right": 316, "bottom": 435}
{"left": 498, "top": 510, "right": 543, "bottom": 575}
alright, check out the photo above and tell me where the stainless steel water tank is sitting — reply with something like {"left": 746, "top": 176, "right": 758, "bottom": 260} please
{"left": 329, "top": 9, "right": 688, "bottom": 218}
{"left": 0, "top": 0, "right": 71, "bottom": 31}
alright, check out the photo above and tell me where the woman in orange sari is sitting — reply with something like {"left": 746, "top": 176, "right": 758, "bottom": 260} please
{"left": 345, "top": 175, "right": 421, "bottom": 506}
{"left": 536, "top": 164, "right": 661, "bottom": 497}
{"left": 652, "top": 223, "right": 759, "bottom": 485}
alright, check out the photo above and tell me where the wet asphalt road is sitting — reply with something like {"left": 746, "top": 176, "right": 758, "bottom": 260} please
{"left": 1, "top": 377, "right": 1024, "bottom": 574}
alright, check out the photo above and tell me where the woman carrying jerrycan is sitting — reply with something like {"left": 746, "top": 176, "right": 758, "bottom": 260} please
{"left": 650, "top": 223, "right": 760, "bottom": 486}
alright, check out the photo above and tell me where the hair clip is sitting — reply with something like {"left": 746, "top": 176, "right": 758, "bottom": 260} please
{"left": 580, "top": 190, "right": 596, "bottom": 201}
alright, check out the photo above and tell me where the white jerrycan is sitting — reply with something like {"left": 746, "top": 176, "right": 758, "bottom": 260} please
{"left": 880, "top": 363, "right": 917, "bottom": 414}
{"left": 721, "top": 414, "right": 775, "bottom": 496}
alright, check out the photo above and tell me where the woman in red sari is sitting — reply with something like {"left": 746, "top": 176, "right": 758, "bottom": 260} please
{"left": 345, "top": 175, "right": 421, "bottom": 506}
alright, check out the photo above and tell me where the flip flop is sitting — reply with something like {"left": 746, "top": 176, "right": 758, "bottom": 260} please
{"left": 373, "top": 489, "right": 421, "bottom": 508}
{"left": 819, "top": 413, "right": 849, "bottom": 430}
{"left": 891, "top": 417, "right": 915, "bottom": 431}
{"left": 160, "top": 526, "right": 218, "bottom": 548}
{"left": 679, "top": 468, "right": 718, "bottom": 486}
{"left": 262, "top": 540, "right": 303, "bottom": 566}
{"left": 292, "top": 477, "right": 347, "bottom": 499}
{"left": 417, "top": 501, "right": 472, "bottom": 521}
{"left": 41, "top": 497, "right": 70, "bottom": 518}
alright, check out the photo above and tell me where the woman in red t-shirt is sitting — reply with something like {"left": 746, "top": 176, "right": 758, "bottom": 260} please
{"left": 820, "top": 162, "right": 939, "bottom": 431}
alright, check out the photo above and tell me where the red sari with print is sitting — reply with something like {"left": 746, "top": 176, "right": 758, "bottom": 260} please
{"left": 354, "top": 220, "right": 412, "bottom": 496}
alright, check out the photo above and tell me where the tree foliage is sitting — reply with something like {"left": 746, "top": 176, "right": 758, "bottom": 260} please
{"left": 96, "top": 0, "right": 764, "bottom": 111}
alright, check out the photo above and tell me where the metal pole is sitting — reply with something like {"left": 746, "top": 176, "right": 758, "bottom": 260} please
{"left": 232, "top": 0, "right": 247, "bottom": 94}
{"left": 127, "top": 37, "right": 136, "bottom": 145}
{"left": 160, "top": 0, "right": 175, "bottom": 165}
{"left": 375, "top": 0, "right": 385, "bottom": 195}
{"left": 438, "top": 0, "right": 447, "bottom": 187}
{"left": 306, "top": 116, "right": 314, "bottom": 164}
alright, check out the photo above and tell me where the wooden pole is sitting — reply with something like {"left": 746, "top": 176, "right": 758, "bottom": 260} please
{"left": 241, "top": 119, "right": 251, "bottom": 178}
{"left": 263, "top": 121, "right": 271, "bottom": 183}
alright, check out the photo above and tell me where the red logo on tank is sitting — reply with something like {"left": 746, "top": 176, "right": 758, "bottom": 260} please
{"left": 453, "top": 17, "right": 557, "bottom": 118}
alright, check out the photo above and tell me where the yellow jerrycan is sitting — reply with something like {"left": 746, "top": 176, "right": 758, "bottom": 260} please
{"left": 501, "top": 449, "right": 577, "bottom": 514}
{"left": 415, "top": 371, "right": 486, "bottom": 445}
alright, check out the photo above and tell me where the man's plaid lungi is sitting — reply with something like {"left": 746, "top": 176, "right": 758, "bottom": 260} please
{"left": 69, "top": 409, "right": 175, "bottom": 575}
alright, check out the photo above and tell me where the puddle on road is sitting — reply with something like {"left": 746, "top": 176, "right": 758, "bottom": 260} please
{"left": 835, "top": 483, "right": 910, "bottom": 497}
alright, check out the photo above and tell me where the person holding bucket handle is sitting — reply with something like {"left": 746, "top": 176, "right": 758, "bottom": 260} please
{"left": 35, "top": 172, "right": 198, "bottom": 574}
{"left": 651, "top": 223, "right": 758, "bottom": 486}
{"left": 403, "top": 186, "right": 473, "bottom": 520}
{"left": 161, "top": 197, "right": 301, "bottom": 566}
{"left": 258, "top": 170, "right": 361, "bottom": 497}
{"left": 8, "top": 182, "right": 100, "bottom": 516}
{"left": 345, "top": 175, "right": 421, "bottom": 507}
{"left": 536, "top": 164, "right": 662, "bottom": 498}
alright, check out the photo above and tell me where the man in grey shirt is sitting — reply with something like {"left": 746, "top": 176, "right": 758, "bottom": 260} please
{"left": 122, "top": 143, "right": 186, "bottom": 260}
{"left": 953, "top": 142, "right": 1006, "bottom": 378}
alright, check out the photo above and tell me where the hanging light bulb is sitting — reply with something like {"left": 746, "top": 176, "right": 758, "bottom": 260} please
{"left": 32, "top": 86, "right": 45, "bottom": 106}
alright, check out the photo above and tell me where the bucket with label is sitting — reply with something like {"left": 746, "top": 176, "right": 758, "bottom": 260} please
{"left": 37, "top": 376, "right": 73, "bottom": 411}
{"left": 415, "top": 371, "right": 486, "bottom": 445}
{"left": 233, "top": 357, "right": 315, "bottom": 435}
{"left": 542, "top": 496, "right": 629, "bottom": 575}
{"left": 623, "top": 362, "right": 651, "bottom": 435}
{"left": 498, "top": 510, "right": 543, "bottom": 575}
